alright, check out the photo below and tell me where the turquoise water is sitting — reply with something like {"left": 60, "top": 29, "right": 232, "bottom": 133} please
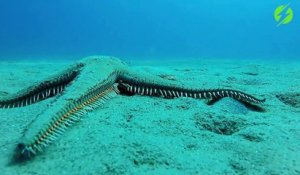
{"left": 0, "top": 0, "right": 299, "bottom": 60}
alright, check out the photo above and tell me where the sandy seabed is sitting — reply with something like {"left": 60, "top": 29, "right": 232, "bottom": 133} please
{"left": 0, "top": 58, "right": 299, "bottom": 175}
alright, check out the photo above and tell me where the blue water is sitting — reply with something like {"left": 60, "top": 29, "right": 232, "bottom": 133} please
{"left": 0, "top": 0, "right": 299, "bottom": 60}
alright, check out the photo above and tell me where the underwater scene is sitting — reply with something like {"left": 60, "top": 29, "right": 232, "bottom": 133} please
{"left": 0, "top": 1, "right": 299, "bottom": 175}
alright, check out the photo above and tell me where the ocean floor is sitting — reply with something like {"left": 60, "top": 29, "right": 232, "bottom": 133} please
{"left": 0, "top": 58, "right": 299, "bottom": 175}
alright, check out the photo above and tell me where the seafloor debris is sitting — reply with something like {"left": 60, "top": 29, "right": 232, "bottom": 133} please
{"left": 0, "top": 91, "right": 9, "bottom": 96}
{"left": 276, "top": 93, "right": 300, "bottom": 108}
{"left": 242, "top": 72, "right": 258, "bottom": 76}
{"left": 158, "top": 74, "right": 177, "bottom": 81}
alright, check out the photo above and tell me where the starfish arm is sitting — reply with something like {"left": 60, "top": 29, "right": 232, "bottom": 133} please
{"left": 12, "top": 56, "right": 127, "bottom": 162}
{"left": 0, "top": 63, "right": 83, "bottom": 108}
{"left": 117, "top": 70, "right": 266, "bottom": 105}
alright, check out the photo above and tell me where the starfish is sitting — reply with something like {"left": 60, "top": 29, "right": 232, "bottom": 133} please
{"left": 0, "top": 56, "right": 265, "bottom": 163}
